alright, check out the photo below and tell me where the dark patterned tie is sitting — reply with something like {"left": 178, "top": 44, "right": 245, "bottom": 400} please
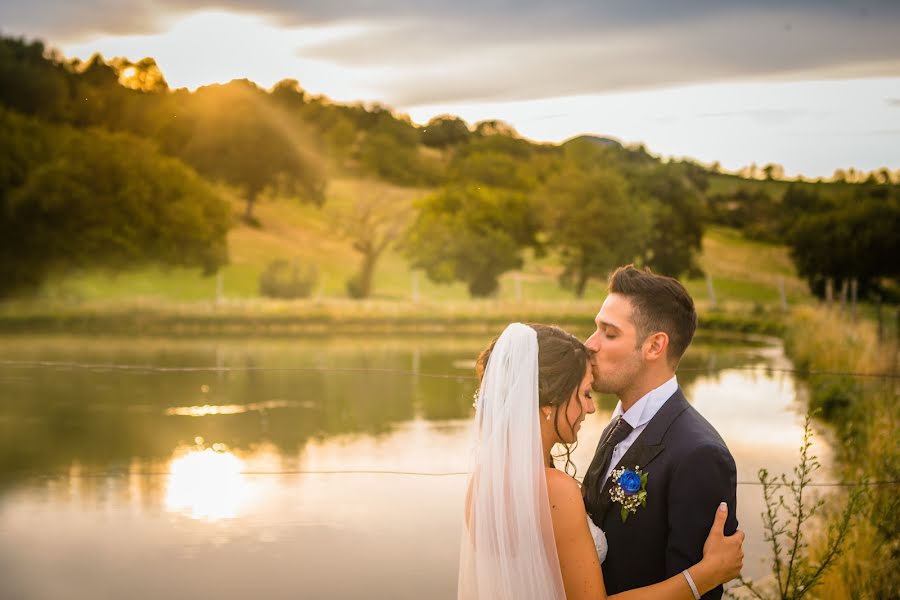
{"left": 582, "top": 416, "right": 634, "bottom": 514}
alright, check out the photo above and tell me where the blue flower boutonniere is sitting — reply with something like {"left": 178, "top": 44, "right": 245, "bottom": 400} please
{"left": 609, "top": 466, "right": 648, "bottom": 523}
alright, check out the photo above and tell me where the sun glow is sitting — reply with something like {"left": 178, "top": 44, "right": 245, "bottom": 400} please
{"left": 61, "top": 9, "right": 382, "bottom": 100}
{"left": 164, "top": 445, "right": 249, "bottom": 521}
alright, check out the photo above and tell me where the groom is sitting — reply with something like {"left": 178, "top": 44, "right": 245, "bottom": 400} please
{"left": 582, "top": 266, "right": 738, "bottom": 599}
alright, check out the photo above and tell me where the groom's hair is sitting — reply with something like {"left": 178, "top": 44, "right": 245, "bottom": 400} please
{"left": 608, "top": 265, "right": 697, "bottom": 366}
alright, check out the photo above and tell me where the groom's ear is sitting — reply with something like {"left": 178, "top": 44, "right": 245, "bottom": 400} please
{"left": 643, "top": 332, "right": 669, "bottom": 363}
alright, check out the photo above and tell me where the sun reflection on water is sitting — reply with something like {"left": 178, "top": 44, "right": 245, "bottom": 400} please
{"left": 164, "top": 441, "right": 249, "bottom": 521}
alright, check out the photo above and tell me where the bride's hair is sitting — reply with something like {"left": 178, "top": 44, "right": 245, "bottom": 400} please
{"left": 475, "top": 323, "right": 591, "bottom": 475}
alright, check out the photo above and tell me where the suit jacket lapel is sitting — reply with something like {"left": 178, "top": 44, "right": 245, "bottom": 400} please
{"left": 594, "top": 389, "right": 691, "bottom": 521}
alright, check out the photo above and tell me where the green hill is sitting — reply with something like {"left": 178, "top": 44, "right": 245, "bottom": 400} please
{"left": 40, "top": 176, "right": 811, "bottom": 310}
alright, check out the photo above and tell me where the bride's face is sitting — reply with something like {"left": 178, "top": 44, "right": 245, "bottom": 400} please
{"left": 557, "top": 362, "right": 596, "bottom": 443}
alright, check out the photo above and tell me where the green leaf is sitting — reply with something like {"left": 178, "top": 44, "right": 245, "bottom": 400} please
{"left": 620, "top": 506, "right": 629, "bottom": 523}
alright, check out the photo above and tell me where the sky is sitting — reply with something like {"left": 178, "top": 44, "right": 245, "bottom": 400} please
{"left": 3, "top": 0, "right": 899, "bottom": 178}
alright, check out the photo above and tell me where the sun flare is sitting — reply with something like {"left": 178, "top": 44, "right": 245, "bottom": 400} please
{"left": 164, "top": 446, "right": 249, "bottom": 521}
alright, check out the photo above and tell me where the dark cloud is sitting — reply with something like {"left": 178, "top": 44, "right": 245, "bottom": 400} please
{"left": 3, "top": 0, "right": 900, "bottom": 105}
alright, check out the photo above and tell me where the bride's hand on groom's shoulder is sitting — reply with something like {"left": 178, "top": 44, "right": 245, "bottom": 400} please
{"left": 701, "top": 502, "right": 744, "bottom": 583}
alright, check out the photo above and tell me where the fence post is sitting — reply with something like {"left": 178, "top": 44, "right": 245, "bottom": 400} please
{"left": 839, "top": 279, "right": 849, "bottom": 314}
{"left": 875, "top": 295, "right": 883, "bottom": 342}
{"left": 778, "top": 276, "right": 788, "bottom": 312}
{"left": 850, "top": 278, "right": 858, "bottom": 321}
{"left": 215, "top": 271, "right": 224, "bottom": 306}
{"left": 411, "top": 271, "right": 420, "bottom": 303}
{"left": 825, "top": 277, "right": 834, "bottom": 308}
{"left": 706, "top": 272, "right": 717, "bottom": 309}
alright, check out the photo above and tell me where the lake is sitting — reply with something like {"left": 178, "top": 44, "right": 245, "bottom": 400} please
{"left": 0, "top": 332, "right": 832, "bottom": 599}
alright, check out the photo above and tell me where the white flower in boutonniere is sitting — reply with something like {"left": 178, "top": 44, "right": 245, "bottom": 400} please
{"left": 609, "top": 466, "right": 648, "bottom": 523}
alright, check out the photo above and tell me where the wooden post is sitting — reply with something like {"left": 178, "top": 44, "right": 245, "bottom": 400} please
{"left": 215, "top": 270, "right": 224, "bottom": 306}
{"left": 839, "top": 279, "right": 849, "bottom": 313}
{"left": 850, "top": 278, "right": 858, "bottom": 321}
{"left": 778, "top": 276, "right": 788, "bottom": 312}
{"left": 825, "top": 277, "right": 834, "bottom": 308}
{"left": 411, "top": 271, "right": 420, "bottom": 303}
{"left": 875, "top": 295, "right": 883, "bottom": 341}
{"left": 706, "top": 272, "right": 717, "bottom": 309}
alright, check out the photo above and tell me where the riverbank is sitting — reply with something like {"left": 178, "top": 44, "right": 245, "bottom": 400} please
{"left": 0, "top": 298, "right": 786, "bottom": 337}
{"left": 781, "top": 305, "right": 899, "bottom": 599}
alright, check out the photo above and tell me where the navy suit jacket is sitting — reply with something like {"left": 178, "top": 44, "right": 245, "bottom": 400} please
{"left": 582, "top": 388, "right": 738, "bottom": 599}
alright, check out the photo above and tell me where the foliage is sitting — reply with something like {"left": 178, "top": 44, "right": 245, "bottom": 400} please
{"left": 729, "top": 413, "right": 862, "bottom": 600}
{"left": 0, "top": 36, "right": 72, "bottom": 120}
{"left": 449, "top": 149, "right": 537, "bottom": 191}
{"left": 633, "top": 164, "right": 708, "bottom": 277}
{"left": 402, "top": 185, "right": 538, "bottom": 297}
{"left": 0, "top": 108, "right": 230, "bottom": 297}
{"left": 330, "top": 183, "right": 414, "bottom": 299}
{"left": 780, "top": 306, "right": 900, "bottom": 599}
{"left": 785, "top": 186, "right": 900, "bottom": 299}
{"left": 172, "top": 80, "right": 325, "bottom": 222}
{"left": 540, "top": 166, "right": 649, "bottom": 296}
{"left": 259, "top": 259, "right": 318, "bottom": 299}
{"left": 421, "top": 115, "right": 471, "bottom": 148}
{"left": 358, "top": 131, "right": 442, "bottom": 186}
{"left": 708, "top": 188, "right": 779, "bottom": 242}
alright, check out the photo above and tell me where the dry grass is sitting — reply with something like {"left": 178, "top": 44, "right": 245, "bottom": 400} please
{"left": 783, "top": 305, "right": 899, "bottom": 600}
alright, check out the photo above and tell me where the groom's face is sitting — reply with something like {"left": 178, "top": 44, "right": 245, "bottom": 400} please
{"left": 584, "top": 293, "right": 644, "bottom": 395}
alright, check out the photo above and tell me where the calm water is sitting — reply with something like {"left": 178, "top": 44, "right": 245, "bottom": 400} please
{"left": 0, "top": 333, "right": 831, "bottom": 600}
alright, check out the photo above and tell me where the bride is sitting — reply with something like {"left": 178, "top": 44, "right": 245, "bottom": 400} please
{"left": 458, "top": 323, "right": 743, "bottom": 599}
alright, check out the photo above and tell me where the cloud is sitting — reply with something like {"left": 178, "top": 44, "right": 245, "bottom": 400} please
{"left": 3, "top": 0, "right": 900, "bottom": 106}
{"left": 887, "top": 98, "right": 900, "bottom": 107}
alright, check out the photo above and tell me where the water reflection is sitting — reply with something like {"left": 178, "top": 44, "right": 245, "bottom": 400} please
{"left": 0, "top": 334, "right": 832, "bottom": 598}
{"left": 165, "top": 442, "right": 248, "bottom": 521}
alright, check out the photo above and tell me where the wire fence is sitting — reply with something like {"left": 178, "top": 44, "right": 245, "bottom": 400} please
{"left": 1, "top": 359, "right": 898, "bottom": 380}
{"left": 27, "top": 468, "right": 900, "bottom": 488}
{"left": 3, "top": 357, "right": 896, "bottom": 488}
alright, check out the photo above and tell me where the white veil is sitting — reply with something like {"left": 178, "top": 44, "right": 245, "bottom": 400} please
{"left": 457, "top": 323, "right": 566, "bottom": 600}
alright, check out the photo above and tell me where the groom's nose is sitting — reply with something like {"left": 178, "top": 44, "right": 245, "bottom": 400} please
{"left": 585, "top": 331, "right": 600, "bottom": 352}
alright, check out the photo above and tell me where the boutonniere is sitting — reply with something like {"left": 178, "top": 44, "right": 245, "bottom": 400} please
{"left": 609, "top": 466, "right": 648, "bottom": 523}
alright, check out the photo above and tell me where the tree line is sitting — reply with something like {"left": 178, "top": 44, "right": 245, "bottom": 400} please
{"left": 1, "top": 34, "right": 896, "bottom": 301}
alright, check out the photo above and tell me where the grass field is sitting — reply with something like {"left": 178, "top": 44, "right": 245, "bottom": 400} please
{"left": 33, "top": 177, "right": 813, "bottom": 310}
{"left": 7, "top": 175, "right": 811, "bottom": 337}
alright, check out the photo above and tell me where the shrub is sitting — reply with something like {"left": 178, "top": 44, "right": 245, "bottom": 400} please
{"left": 259, "top": 259, "right": 317, "bottom": 299}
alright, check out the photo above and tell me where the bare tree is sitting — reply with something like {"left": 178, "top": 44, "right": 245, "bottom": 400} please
{"left": 332, "top": 183, "right": 414, "bottom": 298}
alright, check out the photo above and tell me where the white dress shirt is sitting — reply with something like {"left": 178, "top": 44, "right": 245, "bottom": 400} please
{"left": 602, "top": 375, "right": 679, "bottom": 484}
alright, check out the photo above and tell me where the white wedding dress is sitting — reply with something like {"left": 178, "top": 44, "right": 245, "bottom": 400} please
{"left": 458, "top": 323, "right": 608, "bottom": 600}
{"left": 586, "top": 515, "right": 609, "bottom": 564}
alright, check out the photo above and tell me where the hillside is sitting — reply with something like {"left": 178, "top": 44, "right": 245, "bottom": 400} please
{"left": 2, "top": 34, "right": 895, "bottom": 311}
{"left": 39, "top": 176, "right": 811, "bottom": 309}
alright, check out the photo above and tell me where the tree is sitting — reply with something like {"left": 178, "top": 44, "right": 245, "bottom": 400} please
{"left": 0, "top": 109, "right": 230, "bottom": 296}
{"left": 449, "top": 150, "right": 536, "bottom": 191}
{"left": 331, "top": 183, "right": 413, "bottom": 299}
{"left": 175, "top": 80, "right": 325, "bottom": 223}
{"left": 403, "top": 185, "right": 538, "bottom": 296}
{"left": 359, "top": 131, "right": 442, "bottom": 186}
{"left": 270, "top": 78, "right": 306, "bottom": 108}
{"left": 762, "top": 163, "right": 785, "bottom": 181}
{"left": 540, "top": 167, "right": 649, "bottom": 297}
{"left": 635, "top": 165, "right": 707, "bottom": 277}
{"left": 421, "top": 115, "right": 470, "bottom": 148}
{"left": 109, "top": 56, "right": 168, "bottom": 93}
{"left": 0, "top": 36, "right": 72, "bottom": 121}
{"left": 786, "top": 189, "right": 900, "bottom": 298}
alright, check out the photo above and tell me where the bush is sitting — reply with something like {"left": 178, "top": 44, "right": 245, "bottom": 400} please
{"left": 259, "top": 259, "right": 317, "bottom": 299}
{"left": 345, "top": 273, "right": 365, "bottom": 299}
